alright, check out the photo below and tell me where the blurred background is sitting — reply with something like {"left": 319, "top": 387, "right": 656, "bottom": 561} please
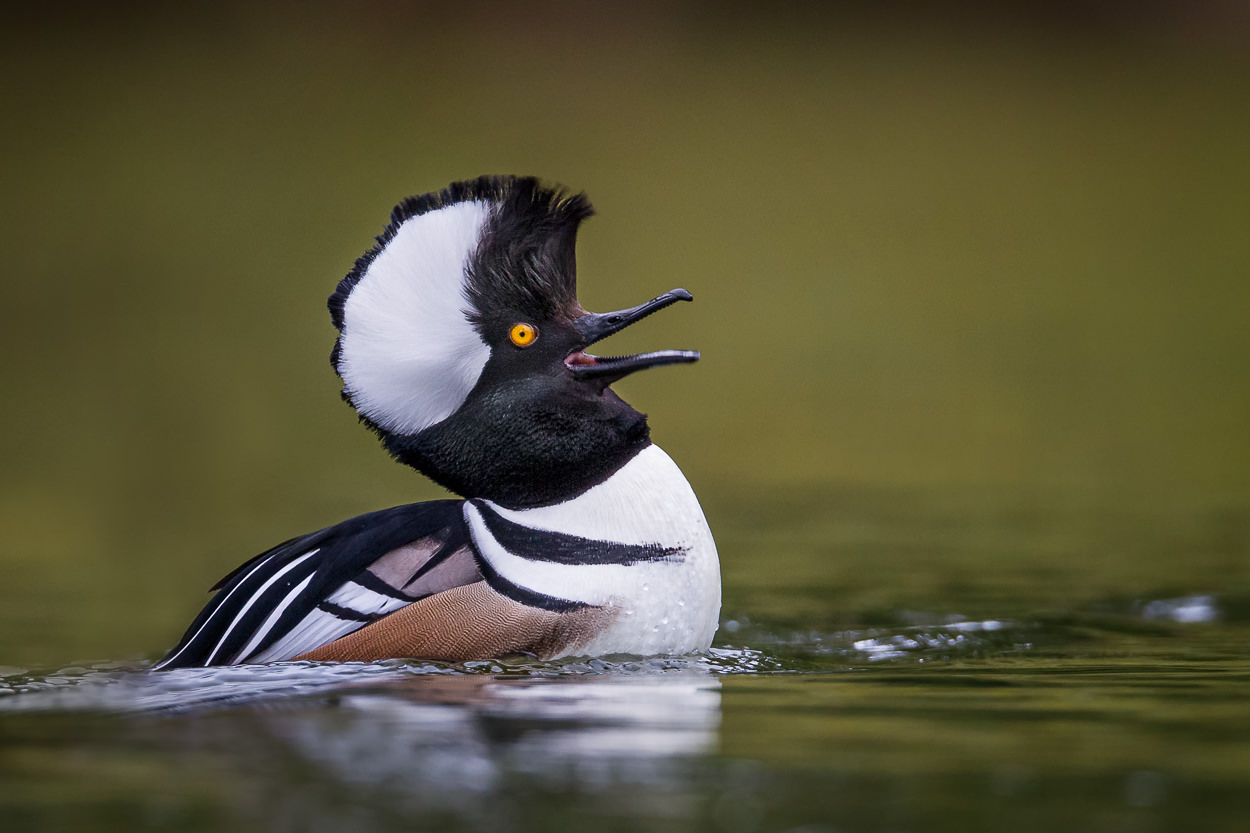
{"left": 2, "top": 0, "right": 1248, "bottom": 666}
{"left": 4, "top": 3, "right": 1250, "bottom": 832}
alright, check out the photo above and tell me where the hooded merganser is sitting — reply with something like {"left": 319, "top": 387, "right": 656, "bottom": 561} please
{"left": 155, "top": 176, "right": 720, "bottom": 669}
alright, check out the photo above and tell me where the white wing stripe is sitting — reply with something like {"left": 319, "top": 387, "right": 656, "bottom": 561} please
{"left": 244, "top": 581, "right": 410, "bottom": 664}
{"left": 232, "top": 573, "right": 316, "bottom": 663}
{"left": 153, "top": 550, "right": 291, "bottom": 670}
{"left": 204, "top": 550, "right": 319, "bottom": 665}
{"left": 247, "top": 610, "right": 361, "bottom": 663}
{"left": 326, "top": 581, "right": 410, "bottom": 617}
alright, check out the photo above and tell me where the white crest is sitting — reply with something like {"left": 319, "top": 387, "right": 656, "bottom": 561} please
{"left": 336, "top": 200, "right": 494, "bottom": 434}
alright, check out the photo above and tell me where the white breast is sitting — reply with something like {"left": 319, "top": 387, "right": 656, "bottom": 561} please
{"left": 464, "top": 444, "right": 721, "bottom": 657}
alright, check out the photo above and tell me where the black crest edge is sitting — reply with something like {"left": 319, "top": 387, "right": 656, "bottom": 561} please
{"left": 325, "top": 175, "right": 595, "bottom": 441}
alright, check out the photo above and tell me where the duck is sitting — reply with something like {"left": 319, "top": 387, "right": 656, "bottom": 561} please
{"left": 154, "top": 175, "right": 720, "bottom": 669}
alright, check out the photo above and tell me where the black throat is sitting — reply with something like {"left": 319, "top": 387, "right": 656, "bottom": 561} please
{"left": 380, "top": 382, "right": 652, "bottom": 509}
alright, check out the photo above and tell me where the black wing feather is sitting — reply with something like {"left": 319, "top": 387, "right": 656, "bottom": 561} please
{"left": 155, "top": 500, "right": 468, "bottom": 670}
{"left": 236, "top": 506, "right": 474, "bottom": 663}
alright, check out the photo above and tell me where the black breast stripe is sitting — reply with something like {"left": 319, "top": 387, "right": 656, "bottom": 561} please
{"left": 474, "top": 552, "right": 592, "bottom": 613}
{"left": 471, "top": 500, "right": 687, "bottom": 566}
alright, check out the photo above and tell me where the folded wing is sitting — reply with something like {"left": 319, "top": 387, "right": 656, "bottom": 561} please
{"left": 154, "top": 500, "right": 478, "bottom": 669}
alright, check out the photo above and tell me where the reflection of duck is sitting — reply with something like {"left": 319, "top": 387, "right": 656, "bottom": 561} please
{"left": 156, "top": 177, "right": 721, "bottom": 669}
{"left": 263, "top": 672, "right": 723, "bottom": 811}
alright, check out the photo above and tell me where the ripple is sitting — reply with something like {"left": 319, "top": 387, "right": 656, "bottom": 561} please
{"left": 0, "top": 659, "right": 427, "bottom": 714}
{"left": 0, "top": 647, "right": 779, "bottom": 715}
{"left": 722, "top": 617, "right": 1036, "bottom": 664}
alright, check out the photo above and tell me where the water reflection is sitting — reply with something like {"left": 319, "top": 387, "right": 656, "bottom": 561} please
{"left": 259, "top": 674, "right": 721, "bottom": 820}
{"left": 1, "top": 661, "right": 726, "bottom": 832}
{"left": 4, "top": 635, "right": 1250, "bottom": 832}
{"left": 232, "top": 672, "right": 722, "bottom": 832}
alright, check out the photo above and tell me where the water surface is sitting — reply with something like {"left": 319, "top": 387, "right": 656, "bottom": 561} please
{"left": 5, "top": 609, "right": 1249, "bottom": 833}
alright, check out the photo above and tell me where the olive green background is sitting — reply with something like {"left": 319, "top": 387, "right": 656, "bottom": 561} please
{"left": 3, "top": 2, "right": 1248, "bottom": 668}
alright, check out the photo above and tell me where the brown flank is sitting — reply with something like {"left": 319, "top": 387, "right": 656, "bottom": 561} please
{"left": 295, "top": 581, "right": 609, "bottom": 663}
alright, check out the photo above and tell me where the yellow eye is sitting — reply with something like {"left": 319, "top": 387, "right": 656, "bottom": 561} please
{"left": 509, "top": 322, "right": 538, "bottom": 347}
